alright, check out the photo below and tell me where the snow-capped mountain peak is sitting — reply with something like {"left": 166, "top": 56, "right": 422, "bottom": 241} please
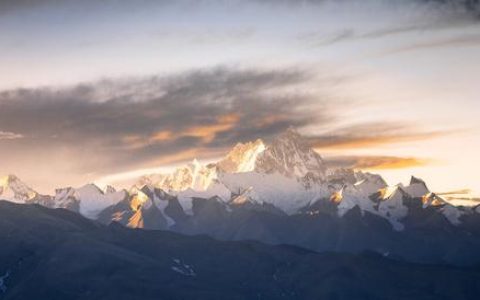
{"left": 0, "top": 174, "right": 38, "bottom": 203}
{"left": 254, "top": 127, "right": 327, "bottom": 180}
{"left": 104, "top": 185, "right": 117, "bottom": 194}
{"left": 139, "top": 160, "right": 217, "bottom": 193}
{"left": 404, "top": 176, "right": 430, "bottom": 198}
{"left": 379, "top": 185, "right": 405, "bottom": 201}
{"left": 422, "top": 192, "right": 447, "bottom": 208}
{"left": 54, "top": 183, "right": 127, "bottom": 219}
{"left": 217, "top": 139, "right": 265, "bottom": 173}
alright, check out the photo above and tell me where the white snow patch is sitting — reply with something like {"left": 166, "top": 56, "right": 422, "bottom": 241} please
{"left": 220, "top": 171, "right": 327, "bottom": 214}
{"left": 0, "top": 270, "right": 10, "bottom": 293}
{"left": 441, "top": 204, "right": 465, "bottom": 225}
{"left": 0, "top": 175, "right": 37, "bottom": 203}
{"left": 404, "top": 182, "right": 429, "bottom": 198}
{"left": 75, "top": 184, "right": 127, "bottom": 219}
{"left": 377, "top": 187, "right": 409, "bottom": 231}
{"left": 152, "top": 197, "right": 175, "bottom": 227}
{"left": 171, "top": 258, "right": 196, "bottom": 277}
{"left": 175, "top": 182, "right": 231, "bottom": 215}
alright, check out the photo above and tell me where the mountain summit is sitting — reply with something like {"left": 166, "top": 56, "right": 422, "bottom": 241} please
{"left": 255, "top": 127, "right": 327, "bottom": 180}
{"left": 217, "top": 127, "right": 327, "bottom": 180}
{"left": 0, "top": 174, "right": 39, "bottom": 204}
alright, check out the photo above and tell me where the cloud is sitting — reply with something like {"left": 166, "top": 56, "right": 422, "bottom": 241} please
{"left": 0, "top": 67, "right": 331, "bottom": 175}
{"left": 4, "top": 0, "right": 479, "bottom": 16}
{"left": 0, "top": 131, "right": 23, "bottom": 140}
{"left": 0, "top": 0, "right": 50, "bottom": 13}
{"left": 0, "top": 65, "right": 456, "bottom": 191}
{"left": 445, "top": 196, "right": 480, "bottom": 202}
{"left": 324, "top": 155, "right": 429, "bottom": 170}
{"left": 297, "top": 0, "right": 480, "bottom": 47}
{"left": 309, "top": 122, "right": 454, "bottom": 150}
{"left": 301, "top": 20, "right": 480, "bottom": 47}
{"left": 384, "top": 33, "right": 480, "bottom": 54}
{"left": 436, "top": 189, "right": 480, "bottom": 202}
{"left": 438, "top": 189, "right": 473, "bottom": 196}
{"left": 152, "top": 27, "right": 256, "bottom": 45}
{"left": 0, "top": 0, "right": 173, "bottom": 14}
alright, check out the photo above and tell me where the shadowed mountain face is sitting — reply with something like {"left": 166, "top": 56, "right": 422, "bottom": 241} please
{"left": 91, "top": 180, "right": 480, "bottom": 266}
{"left": 1, "top": 201, "right": 480, "bottom": 300}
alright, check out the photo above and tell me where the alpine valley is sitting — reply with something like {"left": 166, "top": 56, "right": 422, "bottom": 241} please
{"left": 2, "top": 128, "right": 480, "bottom": 268}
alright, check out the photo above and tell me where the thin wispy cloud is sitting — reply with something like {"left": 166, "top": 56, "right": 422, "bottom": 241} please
{"left": 302, "top": 20, "right": 480, "bottom": 47}
{"left": 152, "top": 27, "right": 256, "bottom": 45}
{"left": 384, "top": 33, "right": 480, "bottom": 54}
{"left": 438, "top": 189, "right": 473, "bottom": 196}
{"left": 325, "top": 155, "right": 429, "bottom": 170}
{"left": 0, "top": 131, "right": 23, "bottom": 140}
{"left": 4, "top": 0, "right": 479, "bottom": 16}
{"left": 296, "top": 0, "right": 480, "bottom": 47}
{"left": 0, "top": 0, "right": 173, "bottom": 15}
{"left": 445, "top": 196, "right": 480, "bottom": 203}
{"left": 309, "top": 123, "right": 455, "bottom": 150}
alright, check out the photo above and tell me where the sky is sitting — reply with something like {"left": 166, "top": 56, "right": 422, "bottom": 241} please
{"left": 0, "top": 0, "right": 479, "bottom": 203}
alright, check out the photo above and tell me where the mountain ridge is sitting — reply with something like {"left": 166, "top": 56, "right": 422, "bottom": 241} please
{"left": 1, "top": 128, "right": 477, "bottom": 230}
{"left": 2, "top": 128, "right": 480, "bottom": 265}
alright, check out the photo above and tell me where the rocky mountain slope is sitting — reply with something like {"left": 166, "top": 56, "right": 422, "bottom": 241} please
{"left": 0, "top": 175, "right": 52, "bottom": 206}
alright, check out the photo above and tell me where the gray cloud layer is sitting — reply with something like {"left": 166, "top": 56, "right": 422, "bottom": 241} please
{"left": 2, "top": 0, "right": 478, "bottom": 14}
{"left": 384, "top": 32, "right": 480, "bottom": 54}
{"left": 301, "top": 20, "right": 480, "bottom": 47}
{"left": 0, "top": 66, "right": 451, "bottom": 179}
{"left": 0, "top": 66, "right": 455, "bottom": 190}
{"left": 0, "top": 67, "right": 331, "bottom": 174}
{"left": 296, "top": 0, "right": 480, "bottom": 48}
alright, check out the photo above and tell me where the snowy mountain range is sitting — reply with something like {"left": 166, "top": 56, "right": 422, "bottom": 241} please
{"left": 2, "top": 127, "right": 480, "bottom": 265}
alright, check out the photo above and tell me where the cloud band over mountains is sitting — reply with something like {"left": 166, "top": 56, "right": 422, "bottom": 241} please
{"left": 0, "top": 67, "right": 328, "bottom": 172}
{"left": 324, "top": 155, "right": 429, "bottom": 170}
{"left": 0, "top": 66, "right": 453, "bottom": 182}
{"left": 309, "top": 123, "right": 456, "bottom": 150}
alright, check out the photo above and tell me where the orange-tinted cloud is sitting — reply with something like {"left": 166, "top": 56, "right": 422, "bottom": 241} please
{"left": 150, "top": 130, "right": 174, "bottom": 142}
{"left": 356, "top": 157, "right": 429, "bottom": 170}
{"left": 121, "top": 135, "right": 147, "bottom": 149}
{"left": 122, "top": 130, "right": 176, "bottom": 150}
{"left": 311, "top": 123, "right": 455, "bottom": 150}
{"left": 151, "top": 149, "right": 201, "bottom": 166}
{"left": 254, "top": 114, "right": 288, "bottom": 127}
{"left": 437, "top": 189, "right": 472, "bottom": 196}
{"left": 325, "top": 155, "right": 429, "bottom": 170}
{"left": 445, "top": 197, "right": 480, "bottom": 203}
{"left": 182, "top": 113, "right": 240, "bottom": 143}
{"left": 435, "top": 189, "right": 480, "bottom": 203}
{"left": 122, "top": 113, "right": 241, "bottom": 149}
